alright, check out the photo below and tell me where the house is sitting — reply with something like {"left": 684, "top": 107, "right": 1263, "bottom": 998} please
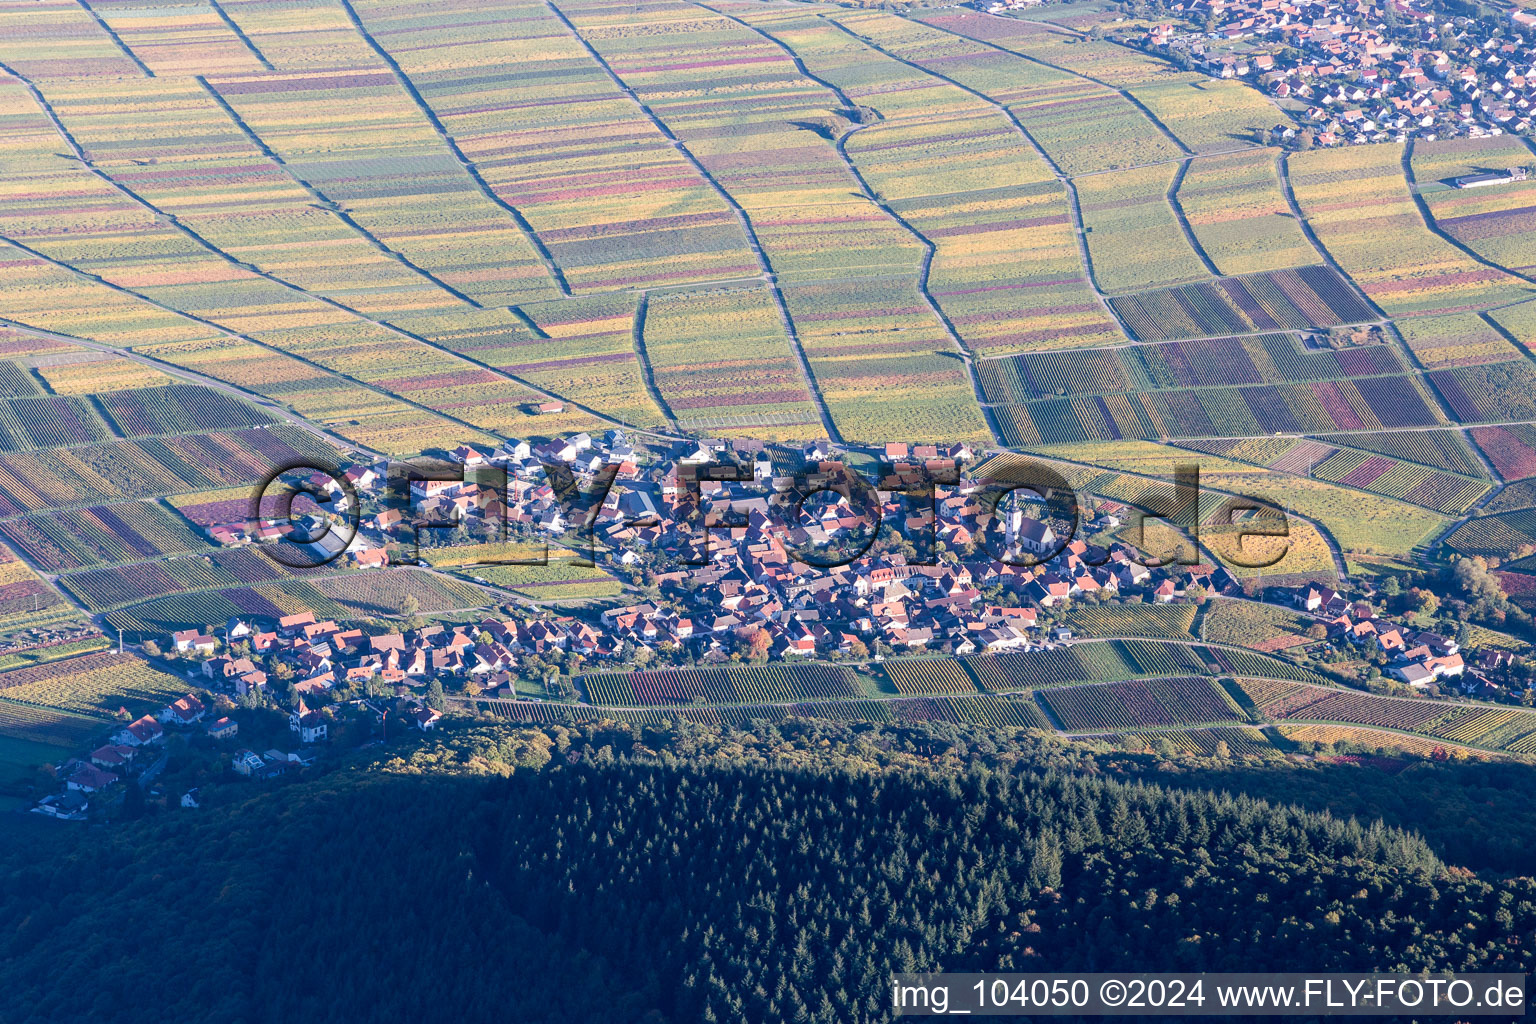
{"left": 352, "top": 548, "right": 389, "bottom": 569}
{"left": 231, "top": 749, "right": 265, "bottom": 776}
{"left": 169, "top": 629, "right": 217, "bottom": 654}
{"left": 278, "top": 611, "right": 317, "bottom": 636}
{"left": 159, "top": 693, "right": 206, "bottom": 726}
{"left": 90, "top": 744, "right": 135, "bottom": 769}
{"left": 115, "top": 715, "right": 165, "bottom": 747}
{"left": 412, "top": 707, "right": 442, "bottom": 731}
{"left": 288, "top": 698, "right": 328, "bottom": 743}
{"left": 33, "top": 792, "right": 89, "bottom": 820}
{"left": 181, "top": 788, "right": 201, "bottom": 809}
{"left": 207, "top": 716, "right": 238, "bottom": 740}
{"left": 65, "top": 763, "right": 120, "bottom": 793}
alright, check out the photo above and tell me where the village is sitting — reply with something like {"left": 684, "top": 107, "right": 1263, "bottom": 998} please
{"left": 28, "top": 431, "right": 1528, "bottom": 819}
{"left": 1126, "top": 0, "right": 1536, "bottom": 143}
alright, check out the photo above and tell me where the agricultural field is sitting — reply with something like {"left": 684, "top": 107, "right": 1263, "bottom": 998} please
{"left": 0, "top": 635, "right": 111, "bottom": 672}
{"left": 1429, "top": 360, "right": 1536, "bottom": 424}
{"left": 831, "top": 10, "right": 1184, "bottom": 176}
{"left": 1306, "top": 448, "right": 1489, "bottom": 515}
{"left": 0, "top": 425, "right": 338, "bottom": 519}
{"left": 963, "top": 638, "right": 1214, "bottom": 692}
{"left": 1075, "top": 164, "right": 1210, "bottom": 294}
{"left": 582, "top": 663, "right": 863, "bottom": 706}
{"left": 313, "top": 569, "right": 490, "bottom": 618}
{"left": 346, "top": 0, "right": 763, "bottom": 294}
{"left": 913, "top": 9, "right": 1175, "bottom": 87}
{"left": 1313, "top": 429, "right": 1485, "bottom": 477}
{"left": 0, "top": 700, "right": 106, "bottom": 754}
{"left": 0, "top": 76, "right": 511, "bottom": 454}
{"left": 420, "top": 300, "right": 655, "bottom": 433}
{"left": 981, "top": 332, "right": 1405, "bottom": 402}
{"left": 1202, "top": 598, "right": 1313, "bottom": 652}
{"left": 35, "top": 354, "right": 178, "bottom": 395}
{"left": 732, "top": 7, "right": 1122, "bottom": 356}
{"left": 1276, "top": 724, "right": 1484, "bottom": 759}
{"left": 1471, "top": 424, "right": 1536, "bottom": 480}
{"left": 641, "top": 286, "right": 821, "bottom": 434}
{"left": 1109, "top": 266, "right": 1376, "bottom": 340}
{"left": 466, "top": 560, "right": 623, "bottom": 602}
{"left": 1446, "top": 507, "right": 1536, "bottom": 559}
{"left": 0, "top": 395, "right": 111, "bottom": 454}
{"left": 0, "top": 542, "right": 73, "bottom": 633}
{"left": 1288, "top": 145, "right": 1536, "bottom": 316}
{"left": 883, "top": 658, "right": 981, "bottom": 696}
{"left": 484, "top": 690, "right": 1052, "bottom": 731}
{"left": 1234, "top": 677, "right": 1536, "bottom": 753}
{"left": 1039, "top": 675, "right": 1243, "bottom": 731}
{"left": 94, "top": 385, "right": 277, "bottom": 438}
{"left": 989, "top": 367, "right": 1442, "bottom": 448}
{"left": 57, "top": 547, "right": 293, "bottom": 612}
{"left": 1175, "top": 148, "right": 1321, "bottom": 276}
{"left": 0, "top": 500, "right": 212, "bottom": 573}
{"left": 1126, "top": 79, "right": 1282, "bottom": 154}
{"left": 1116, "top": 726, "right": 1276, "bottom": 757}
{"left": 1488, "top": 298, "right": 1536, "bottom": 352}
{"left": 1196, "top": 470, "right": 1447, "bottom": 555}
{"left": 1394, "top": 313, "right": 1519, "bottom": 369}
{"left": 0, "top": 650, "right": 188, "bottom": 718}
{"left": 1411, "top": 136, "right": 1536, "bottom": 276}
{"left": 1059, "top": 603, "right": 1198, "bottom": 639}
{"left": 887, "top": 693, "right": 1050, "bottom": 730}
{"left": 1067, "top": 439, "right": 1451, "bottom": 548}
{"left": 0, "top": 0, "right": 147, "bottom": 78}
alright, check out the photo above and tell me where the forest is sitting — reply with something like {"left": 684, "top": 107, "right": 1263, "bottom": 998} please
{"left": 2, "top": 718, "right": 1534, "bottom": 1023}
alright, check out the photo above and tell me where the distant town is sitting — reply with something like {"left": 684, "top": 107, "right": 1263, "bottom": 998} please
{"left": 31, "top": 430, "right": 1527, "bottom": 817}
{"left": 1142, "top": 0, "right": 1536, "bottom": 142}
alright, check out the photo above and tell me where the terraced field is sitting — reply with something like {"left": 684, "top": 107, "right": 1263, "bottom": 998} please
{"left": 1175, "top": 148, "right": 1321, "bottom": 276}
{"left": 1411, "top": 137, "right": 1536, "bottom": 278}
{"left": 1289, "top": 145, "right": 1536, "bottom": 316}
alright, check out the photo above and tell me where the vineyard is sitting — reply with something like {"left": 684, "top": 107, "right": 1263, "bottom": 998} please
{"left": 1471, "top": 425, "right": 1536, "bottom": 481}
{"left": 0, "top": 501, "right": 211, "bottom": 572}
{"left": 1434, "top": 360, "right": 1536, "bottom": 425}
{"left": 60, "top": 548, "right": 291, "bottom": 611}
{"left": 1446, "top": 507, "right": 1536, "bottom": 559}
{"left": 1202, "top": 599, "right": 1312, "bottom": 651}
{"left": 1394, "top": 313, "right": 1519, "bottom": 369}
{"left": 1039, "top": 676, "right": 1244, "bottom": 730}
{"left": 1412, "top": 135, "right": 1536, "bottom": 282}
{"left": 1118, "top": 726, "right": 1276, "bottom": 757}
{"left": 977, "top": 333, "right": 1406, "bottom": 405}
{"left": 1289, "top": 144, "right": 1536, "bottom": 316}
{"left": 1316, "top": 429, "right": 1485, "bottom": 477}
{"left": 582, "top": 663, "right": 863, "bottom": 706}
{"left": 94, "top": 385, "right": 277, "bottom": 437}
{"left": 1174, "top": 147, "right": 1319, "bottom": 276}
{"left": 1233, "top": 678, "right": 1536, "bottom": 753}
{"left": 482, "top": 691, "right": 1051, "bottom": 730}
{"left": 0, "top": 650, "right": 186, "bottom": 717}
{"left": 1108, "top": 266, "right": 1375, "bottom": 341}
{"left": 989, "top": 373, "right": 1441, "bottom": 448}
{"left": 0, "top": 699, "right": 106, "bottom": 749}
{"left": 883, "top": 658, "right": 980, "bottom": 696}
{"left": 964, "top": 642, "right": 1136, "bottom": 692}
